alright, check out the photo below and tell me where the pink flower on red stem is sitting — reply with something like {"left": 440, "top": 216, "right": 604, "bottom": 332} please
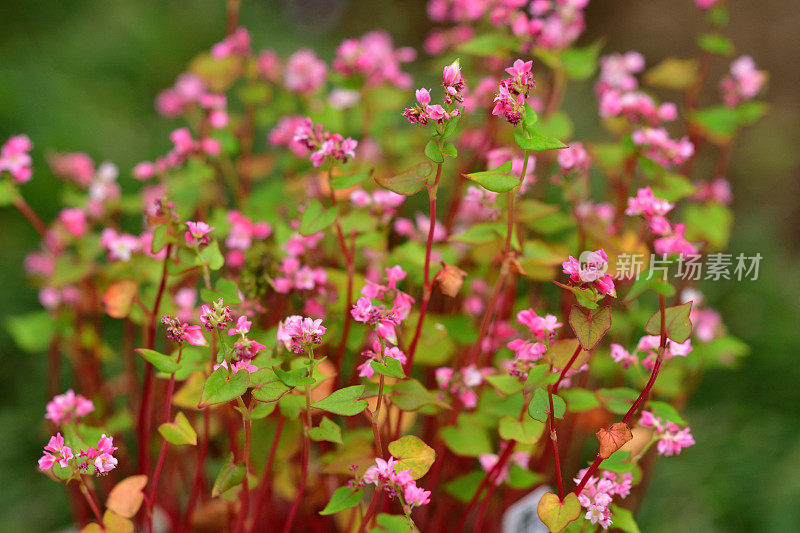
{"left": 1, "top": 134, "right": 33, "bottom": 183}
{"left": 39, "top": 433, "right": 74, "bottom": 470}
{"left": 45, "top": 390, "right": 94, "bottom": 426}
{"left": 573, "top": 468, "right": 633, "bottom": 529}
{"left": 162, "top": 315, "right": 207, "bottom": 346}
{"left": 516, "top": 309, "right": 563, "bottom": 340}
{"left": 492, "top": 59, "right": 535, "bottom": 126}
{"left": 361, "top": 456, "right": 431, "bottom": 510}
{"left": 358, "top": 340, "right": 407, "bottom": 378}
{"left": 211, "top": 27, "right": 251, "bottom": 59}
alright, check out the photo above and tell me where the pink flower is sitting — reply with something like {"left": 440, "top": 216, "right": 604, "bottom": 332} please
{"left": 625, "top": 187, "right": 674, "bottom": 218}
{"left": 557, "top": 142, "right": 590, "bottom": 172}
{"left": 46, "top": 390, "right": 94, "bottom": 425}
{"left": 333, "top": 31, "right": 413, "bottom": 89}
{"left": 653, "top": 223, "right": 697, "bottom": 256}
{"left": 277, "top": 315, "right": 326, "bottom": 353}
{"left": 415, "top": 88, "right": 431, "bottom": 106}
{"left": 285, "top": 49, "right": 328, "bottom": 94}
{"left": 293, "top": 118, "right": 357, "bottom": 167}
{"left": 0, "top": 134, "right": 33, "bottom": 183}
{"left": 58, "top": 208, "right": 88, "bottom": 238}
{"left": 185, "top": 221, "right": 215, "bottom": 246}
{"left": 561, "top": 249, "right": 616, "bottom": 297}
{"left": 719, "top": 55, "right": 767, "bottom": 106}
{"left": 516, "top": 309, "right": 562, "bottom": 339}
{"left": 610, "top": 344, "right": 637, "bottom": 369}
{"left": 404, "top": 484, "right": 431, "bottom": 507}
{"left": 632, "top": 127, "right": 694, "bottom": 167}
{"left": 162, "top": 315, "right": 207, "bottom": 346}
{"left": 211, "top": 27, "right": 251, "bottom": 59}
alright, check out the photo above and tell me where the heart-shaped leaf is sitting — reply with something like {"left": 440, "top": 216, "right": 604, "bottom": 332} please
{"left": 425, "top": 139, "right": 444, "bottom": 163}
{"left": 275, "top": 367, "right": 316, "bottom": 387}
{"left": 251, "top": 368, "right": 292, "bottom": 402}
{"left": 106, "top": 475, "right": 148, "bottom": 518}
{"left": 596, "top": 422, "right": 633, "bottom": 459}
{"left": 212, "top": 454, "right": 245, "bottom": 497}
{"left": 464, "top": 161, "right": 518, "bottom": 193}
{"left": 528, "top": 388, "right": 565, "bottom": 423}
{"left": 645, "top": 301, "right": 693, "bottom": 342}
{"left": 387, "top": 435, "right": 436, "bottom": 479}
{"left": 330, "top": 172, "right": 369, "bottom": 190}
{"left": 309, "top": 416, "right": 343, "bottom": 444}
{"left": 498, "top": 415, "right": 545, "bottom": 445}
{"left": 158, "top": 411, "right": 197, "bottom": 446}
{"left": 199, "top": 367, "right": 249, "bottom": 407}
{"left": 102, "top": 280, "right": 138, "bottom": 319}
{"left": 537, "top": 492, "right": 581, "bottom": 532}
{"left": 102, "top": 510, "right": 133, "bottom": 533}
{"left": 135, "top": 349, "right": 178, "bottom": 374}
{"left": 312, "top": 385, "right": 368, "bottom": 416}
{"left": 300, "top": 199, "right": 338, "bottom": 236}
{"left": 569, "top": 305, "right": 612, "bottom": 350}
{"left": 391, "top": 379, "right": 449, "bottom": 411}
{"left": 374, "top": 162, "right": 434, "bottom": 196}
{"left": 319, "top": 486, "right": 364, "bottom": 516}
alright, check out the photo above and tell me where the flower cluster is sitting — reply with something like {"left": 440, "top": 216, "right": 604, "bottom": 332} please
{"left": 562, "top": 249, "right": 616, "bottom": 297}
{"left": 293, "top": 118, "right": 358, "bottom": 167}
{"left": 1, "top": 134, "right": 33, "bottom": 183}
{"left": 435, "top": 364, "right": 486, "bottom": 408}
{"left": 100, "top": 228, "right": 141, "bottom": 262}
{"left": 719, "top": 55, "right": 767, "bottom": 107}
{"left": 162, "top": 315, "right": 207, "bottom": 346}
{"left": 574, "top": 469, "right": 634, "bottom": 529}
{"left": 45, "top": 390, "right": 94, "bottom": 426}
{"left": 225, "top": 210, "right": 272, "bottom": 267}
{"left": 625, "top": 187, "right": 698, "bottom": 256}
{"left": 155, "top": 73, "right": 229, "bottom": 130}
{"left": 358, "top": 456, "right": 431, "bottom": 510}
{"left": 402, "top": 60, "right": 464, "bottom": 125}
{"left": 351, "top": 266, "right": 414, "bottom": 346}
{"left": 506, "top": 308, "right": 562, "bottom": 377}
{"left": 39, "top": 433, "right": 118, "bottom": 476}
{"left": 639, "top": 410, "right": 696, "bottom": 456}
{"left": 284, "top": 49, "right": 328, "bottom": 94}
{"left": 218, "top": 315, "right": 264, "bottom": 373}
{"left": 557, "top": 142, "right": 590, "bottom": 172}
{"left": 277, "top": 315, "right": 327, "bottom": 354}
{"left": 349, "top": 188, "right": 406, "bottom": 222}
{"left": 610, "top": 335, "right": 693, "bottom": 370}
{"left": 133, "top": 127, "right": 221, "bottom": 180}
{"left": 632, "top": 127, "right": 694, "bottom": 168}
{"left": 211, "top": 26, "right": 251, "bottom": 59}
{"left": 492, "top": 59, "right": 535, "bottom": 126}
{"left": 333, "top": 31, "right": 415, "bottom": 89}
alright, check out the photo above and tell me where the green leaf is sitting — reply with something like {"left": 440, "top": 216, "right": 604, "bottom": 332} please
{"left": 0, "top": 179, "right": 21, "bottom": 206}
{"left": 485, "top": 374, "right": 524, "bottom": 395}
{"left": 644, "top": 58, "right": 698, "bottom": 90}
{"left": 278, "top": 394, "right": 305, "bottom": 419}
{"left": 444, "top": 471, "right": 484, "bottom": 502}
{"left": 198, "top": 240, "right": 224, "bottom": 270}
{"left": 514, "top": 130, "right": 568, "bottom": 152}
{"left": 560, "top": 388, "right": 600, "bottom": 412}
{"left": 374, "top": 162, "right": 435, "bottom": 196}
{"left": 624, "top": 276, "right": 676, "bottom": 302}
{"left": 135, "top": 349, "right": 179, "bottom": 374}
{"left": 645, "top": 301, "right": 693, "bottom": 343}
{"left": 391, "top": 379, "right": 449, "bottom": 411}
{"left": 648, "top": 401, "right": 687, "bottom": 425}
{"left": 158, "top": 412, "right": 197, "bottom": 445}
{"left": 199, "top": 367, "right": 250, "bottom": 407}
{"left": 683, "top": 203, "right": 733, "bottom": 250}
{"left": 498, "top": 415, "right": 545, "bottom": 445}
{"left": 464, "top": 161, "right": 518, "bottom": 193}
{"left": 610, "top": 505, "right": 641, "bottom": 533}
{"left": 300, "top": 199, "right": 337, "bottom": 236}
{"left": 441, "top": 423, "right": 492, "bottom": 457}
{"left": 372, "top": 513, "right": 418, "bottom": 532}
{"left": 560, "top": 41, "right": 602, "bottom": 80}
{"left": 440, "top": 114, "right": 462, "bottom": 139}
{"left": 251, "top": 368, "right": 292, "bottom": 402}
{"left": 275, "top": 367, "right": 316, "bottom": 387}
{"left": 456, "top": 33, "right": 519, "bottom": 57}
{"left": 441, "top": 140, "right": 457, "bottom": 158}
{"left": 534, "top": 111, "right": 574, "bottom": 139}
{"left": 312, "top": 385, "right": 368, "bottom": 416}
{"left": 371, "top": 357, "right": 406, "bottom": 379}
{"left": 5, "top": 310, "right": 56, "bottom": 352}
{"left": 568, "top": 305, "right": 612, "bottom": 350}
{"left": 424, "top": 139, "right": 444, "bottom": 163}
{"left": 331, "top": 172, "right": 368, "bottom": 190}
{"left": 597, "top": 388, "right": 638, "bottom": 415}
{"left": 319, "top": 486, "right": 363, "bottom": 515}
{"left": 211, "top": 454, "right": 245, "bottom": 497}
{"left": 150, "top": 223, "right": 172, "bottom": 254}
{"left": 552, "top": 280, "right": 601, "bottom": 309}
{"left": 387, "top": 435, "right": 436, "bottom": 479}
{"left": 697, "top": 33, "right": 734, "bottom": 56}
{"left": 309, "top": 416, "right": 343, "bottom": 444}
{"left": 507, "top": 464, "right": 545, "bottom": 489}
{"left": 528, "top": 388, "right": 565, "bottom": 422}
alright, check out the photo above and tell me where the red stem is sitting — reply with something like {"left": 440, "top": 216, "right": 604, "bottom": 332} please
{"left": 453, "top": 441, "right": 517, "bottom": 533}
{"left": 577, "top": 295, "right": 667, "bottom": 496}
{"left": 404, "top": 162, "right": 442, "bottom": 373}
{"left": 547, "top": 385, "right": 565, "bottom": 500}
{"left": 137, "top": 243, "right": 172, "bottom": 474}
{"left": 12, "top": 195, "right": 47, "bottom": 238}
{"left": 78, "top": 480, "right": 104, "bottom": 525}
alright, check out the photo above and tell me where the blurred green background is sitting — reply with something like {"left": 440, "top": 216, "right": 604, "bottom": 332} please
{"left": 1, "top": 1, "right": 797, "bottom": 531}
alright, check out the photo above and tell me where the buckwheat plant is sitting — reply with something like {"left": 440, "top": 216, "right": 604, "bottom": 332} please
{"left": 5, "top": 0, "right": 763, "bottom": 531}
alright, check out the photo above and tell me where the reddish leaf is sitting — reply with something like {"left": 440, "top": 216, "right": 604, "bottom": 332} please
{"left": 106, "top": 475, "right": 148, "bottom": 518}
{"left": 434, "top": 262, "right": 468, "bottom": 297}
{"left": 596, "top": 422, "right": 633, "bottom": 460}
{"left": 102, "top": 280, "right": 138, "bottom": 319}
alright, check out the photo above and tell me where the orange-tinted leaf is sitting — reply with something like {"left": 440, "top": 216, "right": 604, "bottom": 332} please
{"left": 106, "top": 475, "right": 148, "bottom": 518}
{"left": 596, "top": 422, "right": 633, "bottom": 460}
{"left": 102, "top": 280, "right": 138, "bottom": 319}
{"left": 434, "top": 262, "right": 468, "bottom": 297}
{"left": 537, "top": 492, "right": 581, "bottom": 532}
